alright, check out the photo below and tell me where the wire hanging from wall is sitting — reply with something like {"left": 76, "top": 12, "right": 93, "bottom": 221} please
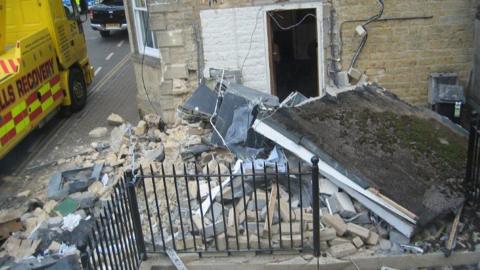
{"left": 349, "top": 0, "right": 384, "bottom": 70}
{"left": 267, "top": 12, "right": 317, "bottom": 31}
{"left": 140, "top": 0, "right": 160, "bottom": 115}
{"left": 240, "top": 8, "right": 318, "bottom": 75}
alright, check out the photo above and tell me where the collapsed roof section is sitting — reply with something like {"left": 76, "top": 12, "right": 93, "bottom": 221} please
{"left": 253, "top": 85, "right": 467, "bottom": 236}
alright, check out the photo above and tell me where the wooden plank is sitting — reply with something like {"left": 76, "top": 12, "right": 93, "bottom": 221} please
{"left": 445, "top": 204, "right": 464, "bottom": 257}
{"left": 368, "top": 187, "right": 418, "bottom": 221}
{"left": 263, "top": 184, "right": 278, "bottom": 237}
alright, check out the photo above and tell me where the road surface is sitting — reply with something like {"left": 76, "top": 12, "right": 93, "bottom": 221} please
{"left": 0, "top": 23, "right": 140, "bottom": 205}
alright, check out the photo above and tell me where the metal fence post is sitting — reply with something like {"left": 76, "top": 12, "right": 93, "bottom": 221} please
{"left": 466, "top": 112, "right": 480, "bottom": 205}
{"left": 78, "top": 241, "right": 91, "bottom": 270}
{"left": 126, "top": 170, "right": 148, "bottom": 260}
{"left": 311, "top": 156, "right": 320, "bottom": 258}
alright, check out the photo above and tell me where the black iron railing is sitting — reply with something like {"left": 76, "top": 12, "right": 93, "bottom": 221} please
{"left": 79, "top": 178, "right": 142, "bottom": 270}
{"left": 125, "top": 159, "right": 320, "bottom": 256}
{"left": 465, "top": 118, "right": 480, "bottom": 206}
{"left": 80, "top": 158, "right": 321, "bottom": 269}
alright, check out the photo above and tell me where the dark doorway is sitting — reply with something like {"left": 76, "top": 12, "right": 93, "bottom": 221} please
{"left": 267, "top": 9, "right": 319, "bottom": 101}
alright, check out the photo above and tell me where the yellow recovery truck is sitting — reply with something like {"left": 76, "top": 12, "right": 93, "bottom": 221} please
{"left": 0, "top": 0, "right": 94, "bottom": 159}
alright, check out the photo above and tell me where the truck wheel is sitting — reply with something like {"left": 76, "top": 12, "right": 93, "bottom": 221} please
{"left": 68, "top": 68, "right": 87, "bottom": 112}
{"left": 100, "top": 30, "right": 110, "bottom": 38}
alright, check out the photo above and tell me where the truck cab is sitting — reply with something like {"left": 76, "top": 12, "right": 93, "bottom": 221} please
{"left": 0, "top": 0, "right": 94, "bottom": 159}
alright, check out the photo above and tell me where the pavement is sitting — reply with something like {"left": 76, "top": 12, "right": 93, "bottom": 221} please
{"left": 0, "top": 22, "right": 140, "bottom": 207}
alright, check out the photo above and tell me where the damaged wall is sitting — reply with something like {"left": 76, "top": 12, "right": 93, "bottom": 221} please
{"left": 130, "top": 1, "right": 202, "bottom": 123}
{"left": 200, "top": 6, "right": 269, "bottom": 91}
{"left": 200, "top": 2, "right": 325, "bottom": 93}
{"left": 127, "top": 0, "right": 479, "bottom": 123}
{"left": 333, "top": 0, "right": 478, "bottom": 105}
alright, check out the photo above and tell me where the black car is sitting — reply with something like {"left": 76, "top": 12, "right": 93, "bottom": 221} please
{"left": 89, "top": 0, "right": 127, "bottom": 37}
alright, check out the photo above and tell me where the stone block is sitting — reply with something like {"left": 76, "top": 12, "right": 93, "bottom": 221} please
{"left": 322, "top": 213, "right": 347, "bottom": 236}
{"left": 156, "top": 30, "right": 184, "bottom": 47}
{"left": 165, "top": 64, "right": 188, "bottom": 80}
{"left": 328, "top": 243, "right": 357, "bottom": 258}
{"left": 347, "top": 223, "right": 370, "bottom": 240}
{"left": 203, "top": 220, "right": 225, "bottom": 238}
{"left": 150, "top": 13, "right": 167, "bottom": 31}
{"left": 333, "top": 192, "right": 356, "bottom": 218}
{"left": 366, "top": 231, "right": 379, "bottom": 245}
{"left": 279, "top": 198, "right": 294, "bottom": 222}
{"left": 319, "top": 178, "right": 338, "bottom": 196}
{"left": 174, "top": 234, "right": 196, "bottom": 250}
{"left": 328, "top": 237, "right": 351, "bottom": 246}
{"left": 320, "top": 227, "right": 337, "bottom": 241}
{"left": 352, "top": 236, "right": 364, "bottom": 248}
{"left": 244, "top": 222, "right": 264, "bottom": 235}
{"left": 280, "top": 222, "right": 302, "bottom": 235}
{"left": 281, "top": 234, "right": 303, "bottom": 248}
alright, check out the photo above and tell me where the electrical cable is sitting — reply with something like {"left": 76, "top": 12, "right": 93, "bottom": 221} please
{"left": 210, "top": 69, "right": 232, "bottom": 153}
{"left": 240, "top": 7, "right": 263, "bottom": 74}
{"left": 362, "top": 0, "right": 384, "bottom": 27}
{"left": 140, "top": 0, "right": 159, "bottom": 115}
{"left": 267, "top": 12, "right": 317, "bottom": 31}
{"left": 349, "top": 0, "right": 384, "bottom": 70}
{"left": 241, "top": 8, "right": 316, "bottom": 74}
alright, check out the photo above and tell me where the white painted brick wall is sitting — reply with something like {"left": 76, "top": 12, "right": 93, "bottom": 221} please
{"left": 201, "top": 6, "right": 269, "bottom": 92}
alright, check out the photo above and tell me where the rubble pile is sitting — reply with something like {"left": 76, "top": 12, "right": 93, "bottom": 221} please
{"left": 0, "top": 112, "right": 234, "bottom": 268}
{"left": 1, "top": 81, "right": 479, "bottom": 269}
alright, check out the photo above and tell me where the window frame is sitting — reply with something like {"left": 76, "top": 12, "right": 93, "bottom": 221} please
{"left": 131, "top": 0, "right": 159, "bottom": 58}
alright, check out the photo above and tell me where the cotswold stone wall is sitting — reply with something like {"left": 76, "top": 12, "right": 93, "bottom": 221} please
{"left": 334, "top": 0, "right": 478, "bottom": 105}
{"left": 131, "top": 0, "right": 478, "bottom": 123}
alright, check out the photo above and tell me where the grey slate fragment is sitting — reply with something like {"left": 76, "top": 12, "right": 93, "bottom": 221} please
{"left": 179, "top": 84, "right": 217, "bottom": 120}
{"left": 389, "top": 229, "right": 410, "bottom": 245}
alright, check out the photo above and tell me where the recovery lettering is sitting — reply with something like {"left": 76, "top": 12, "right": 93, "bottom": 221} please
{"left": 16, "top": 59, "right": 55, "bottom": 98}
{"left": 0, "top": 85, "right": 15, "bottom": 111}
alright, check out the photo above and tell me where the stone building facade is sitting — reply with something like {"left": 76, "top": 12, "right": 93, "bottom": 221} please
{"left": 124, "top": 0, "right": 479, "bottom": 124}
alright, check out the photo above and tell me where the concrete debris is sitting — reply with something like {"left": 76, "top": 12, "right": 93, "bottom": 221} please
{"left": 107, "top": 113, "right": 124, "bottom": 126}
{"left": 61, "top": 214, "right": 81, "bottom": 232}
{"left": 88, "top": 127, "right": 108, "bottom": 138}
{"left": 328, "top": 242, "right": 357, "bottom": 258}
{"left": 16, "top": 190, "right": 32, "bottom": 198}
{"left": 332, "top": 192, "right": 357, "bottom": 218}
{"left": 144, "top": 113, "right": 164, "bottom": 130}
{"left": 389, "top": 229, "right": 410, "bottom": 245}
{"left": 322, "top": 214, "right": 347, "bottom": 236}
{"left": 135, "top": 120, "right": 147, "bottom": 136}
{"left": 319, "top": 178, "right": 338, "bottom": 196}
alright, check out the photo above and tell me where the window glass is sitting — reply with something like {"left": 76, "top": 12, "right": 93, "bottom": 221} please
{"left": 134, "top": 0, "right": 146, "bottom": 8}
{"left": 63, "top": 0, "right": 76, "bottom": 19}
{"left": 132, "top": 0, "right": 158, "bottom": 57}
{"left": 138, "top": 11, "right": 155, "bottom": 48}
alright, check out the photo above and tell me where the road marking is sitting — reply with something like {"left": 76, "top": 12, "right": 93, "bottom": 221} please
{"left": 117, "top": 40, "right": 125, "bottom": 47}
{"left": 88, "top": 53, "right": 130, "bottom": 98}
{"left": 106, "top": 52, "right": 114, "bottom": 61}
{"left": 94, "top": 67, "right": 103, "bottom": 76}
